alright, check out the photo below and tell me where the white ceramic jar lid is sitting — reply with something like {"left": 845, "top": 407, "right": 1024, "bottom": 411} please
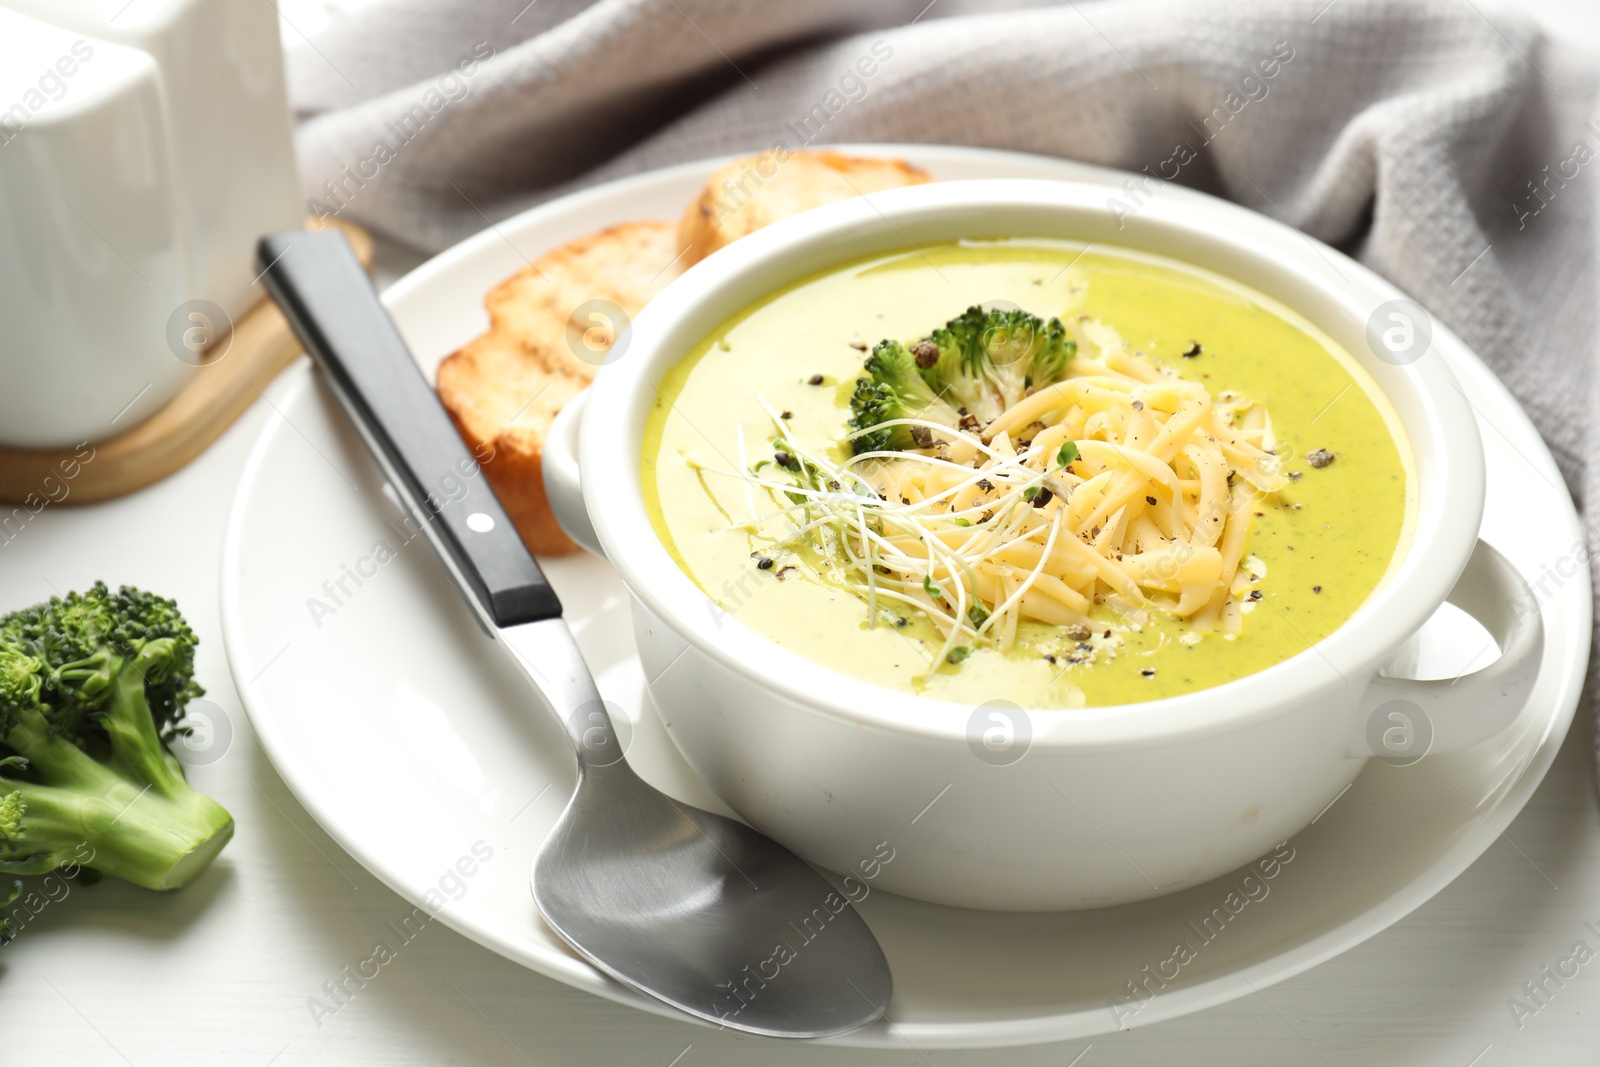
{"left": 0, "top": 9, "right": 192, "bottom": 447}
{"left": 0, "top": 0, "right": 303, "bottom": 449}
{"left": 6, "top": 0, "right": 304, "bottom": 321}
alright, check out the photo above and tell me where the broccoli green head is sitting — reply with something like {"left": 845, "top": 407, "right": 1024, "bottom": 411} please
{"left": 932, "top": 306, "right": 1078, "bottom": 418}
{"left": 920, "top": 307, "right": 1004, "bottom": 424}
{"left": 1025, "top": 315, "right": 1077, "bottom": 390}
{"left": 0, "top": 645, "right": 44, "bottom": 722}
{"left": 848, "top": 340, "right": 961, "bottom": 454}
{"left": 976, "top": 308, "right": 1077, "bottom": 393}
{"left": 848, "top": 306, "right": 1080, "bottom": 453}
{"left": 0, "top": 787, "right": 22, "bottom": 843}
{"left": 0, "top": 583, "right": 231, "bottom": 891}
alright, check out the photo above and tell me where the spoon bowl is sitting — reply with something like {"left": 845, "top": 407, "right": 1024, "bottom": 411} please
{"left": 534, "top": 759, "right": 893, "bottom": 1036}
{"left": 501, "top": 615, "right": 892, "bottom": 1038}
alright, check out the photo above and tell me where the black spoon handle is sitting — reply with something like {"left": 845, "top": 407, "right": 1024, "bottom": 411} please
{"left": 257, "top": 230, "right": 562, "bottom": 627}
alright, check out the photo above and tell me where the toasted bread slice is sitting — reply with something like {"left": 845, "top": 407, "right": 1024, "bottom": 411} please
{"left": 436, "top": 330, "right": 588, "bottom": 556}
{"left": 440, "top": 153, "right": 933, "bottom": 558}
{"left": 484, "top": 220, "right": 689, "bottom": 382}
{"left": 437, "top": 221, "right": 686, "bottom": 557}
{"left": 679, "top": 150, "right": 932, "bottom": 265}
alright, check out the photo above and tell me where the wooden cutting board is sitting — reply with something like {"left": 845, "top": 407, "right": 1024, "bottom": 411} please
{"left": 0, "top": 217, "right": 373, "bottom": 507}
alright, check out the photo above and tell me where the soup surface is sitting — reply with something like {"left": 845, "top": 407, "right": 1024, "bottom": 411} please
{"left": 642, "top": 240, "right": 1412, "bottom": 707}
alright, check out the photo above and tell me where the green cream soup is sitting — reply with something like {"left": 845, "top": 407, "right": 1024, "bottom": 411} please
{"left": 642, "top": 240, "right": 1412, "bottom": 707}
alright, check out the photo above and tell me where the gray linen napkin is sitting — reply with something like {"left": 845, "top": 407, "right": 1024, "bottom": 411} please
{"left": 288, "top": 0, "right": 1600, "bottom": 760}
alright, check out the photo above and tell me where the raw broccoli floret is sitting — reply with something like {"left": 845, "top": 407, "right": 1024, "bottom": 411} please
{"left": 0, "top": 583, "right": 233, "bottom": 891}
{"left": 848, "top": 340, "right": 961, "bottom": 454}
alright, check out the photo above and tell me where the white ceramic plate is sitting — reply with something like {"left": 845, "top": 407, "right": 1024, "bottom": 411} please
{"left": 221, "top": 145, "right": 1590, "bottom": 1049}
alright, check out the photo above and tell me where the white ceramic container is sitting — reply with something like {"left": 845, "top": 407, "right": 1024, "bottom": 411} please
{"left": 543, "top": 179, "right": 1544, "bottom": 911}
{"left": 0, "top": 9, "right": 190, "bottom": 448}
{"left": 0, "top": 0, "right": 301, "bottom": 448}
{"left": 5, "top": 0, "right": 304, "bottom": 319}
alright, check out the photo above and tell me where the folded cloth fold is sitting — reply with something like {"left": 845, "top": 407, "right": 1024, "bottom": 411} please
{"left": 290, "top": 0, "right": 1600, "bottom": 772}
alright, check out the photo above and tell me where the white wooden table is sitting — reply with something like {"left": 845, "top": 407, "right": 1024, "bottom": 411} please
{"left": 4, "top": 3, "right": 1599, "bottom": 1061}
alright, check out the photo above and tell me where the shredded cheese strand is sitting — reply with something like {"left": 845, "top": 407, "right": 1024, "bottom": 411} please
{"left": 698, "top": 317, "right": 1289, "bottom": 666}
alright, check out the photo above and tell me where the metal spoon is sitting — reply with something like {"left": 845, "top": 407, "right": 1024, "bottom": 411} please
{"left": 258, "top": 230, "right": 892, "bottom": 1038}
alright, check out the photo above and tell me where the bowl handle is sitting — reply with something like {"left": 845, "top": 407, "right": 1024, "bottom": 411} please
{"left": 1356, "top": 539, "right": 1544, "bottom": 758}
{"left": 543, "top": 391, "right": 605, "bottom": 556}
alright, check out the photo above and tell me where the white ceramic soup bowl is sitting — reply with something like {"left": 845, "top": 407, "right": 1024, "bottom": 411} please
{"left": 542, "top": 179, "right": 1542, "bottom": 912}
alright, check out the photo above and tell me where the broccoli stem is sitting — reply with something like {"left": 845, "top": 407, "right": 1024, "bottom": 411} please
{"left": 2, "top": 652, "right": 233, "bottom": 890}
{"left": 2, "top": 703, "right": 116, "bottom": 794}
{"left": 0, "top": 775, "right": 233, "bottom": 889}
{"left": 100, "top": 648, "right": 192, "bottom": 800}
